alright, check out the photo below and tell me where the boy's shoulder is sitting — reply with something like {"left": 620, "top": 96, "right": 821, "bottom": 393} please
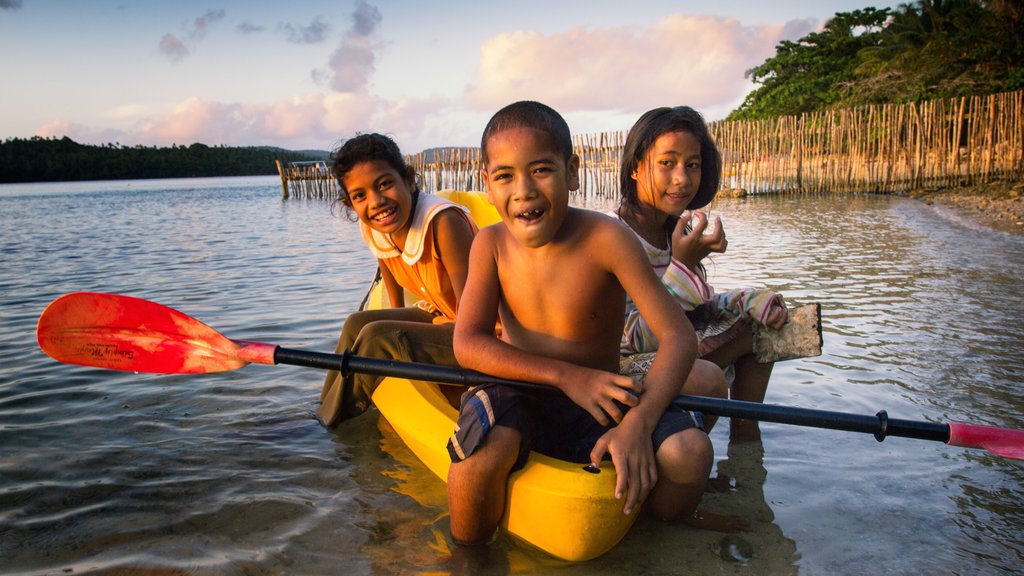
{"left": 565, "top": 206, "right": 634, "bottom": 239}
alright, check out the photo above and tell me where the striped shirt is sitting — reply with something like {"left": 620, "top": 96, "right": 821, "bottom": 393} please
{"left": 612, "top": 213, "right": 782, "bottom": 355}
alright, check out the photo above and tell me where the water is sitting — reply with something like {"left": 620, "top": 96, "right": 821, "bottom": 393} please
{"left": 1, "top": 177, "right": 1021, "bottom": 575}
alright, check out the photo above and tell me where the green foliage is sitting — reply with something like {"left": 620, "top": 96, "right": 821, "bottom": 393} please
{"left": 0, "top": 136, "right": 324, "bottom": 183}
{"left": 851, "top": 0, "right": 1024, "bottom": 102}
{"left": 730, "top": 1, "right": 1024, "bottom": 119}
{"left": 729, "top": 8, "right": 890, "bottom": 120}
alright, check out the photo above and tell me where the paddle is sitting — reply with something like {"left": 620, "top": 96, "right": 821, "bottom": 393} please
{"left": 37, "top": 292, "right": 1024, "bottom": 460}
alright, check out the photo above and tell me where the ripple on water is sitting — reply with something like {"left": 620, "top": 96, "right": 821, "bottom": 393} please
{"left": 1, "top": 184, "right": 1021, "bottom": 574}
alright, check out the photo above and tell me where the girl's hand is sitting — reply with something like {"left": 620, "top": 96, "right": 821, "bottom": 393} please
{"left": 671, "top": 210, "right": 728, "bottom": 270}
{"left": 763, "top": 300, "right": 788, "bottom": 330}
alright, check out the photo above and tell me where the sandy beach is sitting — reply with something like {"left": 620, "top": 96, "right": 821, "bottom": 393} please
{"left": 907, "top": 179, "right": 1024, "bottom": 236}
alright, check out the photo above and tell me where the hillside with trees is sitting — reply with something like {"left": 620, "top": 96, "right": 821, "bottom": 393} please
{"left": 0, "top": 137, "right": 325, "bottom": 183}
{"left": 730, "top": 0, "right": 1023, "bottom": 120}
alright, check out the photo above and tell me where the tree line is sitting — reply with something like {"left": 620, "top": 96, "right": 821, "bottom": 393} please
{"left": 0, "top": 137, "right": 324, "bottom": 183}
{"left": 730, "top": 0, "right": 1022, "bottom": 120}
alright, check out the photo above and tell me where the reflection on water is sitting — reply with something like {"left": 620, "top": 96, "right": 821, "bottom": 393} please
{"left": 1, "top": 179, "right": 1021, "bottom": 575}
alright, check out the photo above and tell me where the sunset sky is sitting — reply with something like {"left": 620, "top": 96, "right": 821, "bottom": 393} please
{"left": 0, "top": 0, "right": 901, "bottom": 153}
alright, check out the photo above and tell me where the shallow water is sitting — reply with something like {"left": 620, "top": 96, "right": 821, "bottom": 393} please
{"left": 1, "top": 177, "right": 1021, "bottom": 575}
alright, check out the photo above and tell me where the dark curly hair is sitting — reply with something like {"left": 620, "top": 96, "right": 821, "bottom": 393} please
{"left": 329, "top": 133, "right": 420, "bottom": 219}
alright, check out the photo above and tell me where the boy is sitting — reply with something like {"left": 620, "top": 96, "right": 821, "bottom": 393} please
{"left": 447, "top": 101, "right": 713, "bottom": 545}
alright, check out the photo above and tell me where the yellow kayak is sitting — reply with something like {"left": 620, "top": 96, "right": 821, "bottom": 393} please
{"left": 368, "top": 190, "right": 639, "bottom": 561}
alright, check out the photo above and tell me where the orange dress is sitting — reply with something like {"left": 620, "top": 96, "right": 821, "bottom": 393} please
{"left": 360, "top": 193, "right": 478, "bottom": 320}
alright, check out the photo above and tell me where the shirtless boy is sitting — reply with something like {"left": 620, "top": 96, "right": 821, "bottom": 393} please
{"left": 447, "top": 101, "right": 714, "bottom": 545}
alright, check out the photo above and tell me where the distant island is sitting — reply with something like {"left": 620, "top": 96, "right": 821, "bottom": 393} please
{"left": 0, "top": 136, "right": 329, "bottom": 183}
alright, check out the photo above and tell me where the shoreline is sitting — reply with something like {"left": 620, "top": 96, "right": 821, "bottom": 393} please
{"left": 904, "top": 179, "right": 1024, "bottom": 237}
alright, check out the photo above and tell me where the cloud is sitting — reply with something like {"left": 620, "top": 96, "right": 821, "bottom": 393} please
{"left": 104, "top": 103, "right": 152, "bottom": 120}
{"left": 325, "top": 40, "right": 377, "bottom": 92}
{"left": 464, "top": 14, "right": 819, "bottom": 116}
{"left": 351, "top": 0, "right": 382, "bottom": 36}
{"left": 779, "top": 17, "right": 817, "bottom": 42}
{"left": 318, "top": 0, "right": 383, "bottom": 93}
{"left": 158, "top": 9, "right": 226, "bottom": 62}
{"left": 158, "top": 34, "right": 189, "bottom": 63}
{"left": 259, "top": 94, "right": 333, "bottom": 139}
{"left": 34, "top": 11, "right": 827, "bottom": 154}
{"left": 76, "top": 94, "right": 377, "bottom": 149}
{"left": 237, "top": 21, "right": 265, "bottom": 34}
{"left": 278, "top": 16, "right": 330, "bottom": 44}
{"left": 137, "top": 97, "right": 245, "bottom": 144}
{"left": 36, "top": 119, "right": 129, "bottom": 146}
{"left": 189, "top": 9, "right": 226, "bottom": 42}
{"left": 1, "top": 0, "right": 23, "bottom": 10}
{"left": 34, "top": 91, "right": 476, "bottom": 153}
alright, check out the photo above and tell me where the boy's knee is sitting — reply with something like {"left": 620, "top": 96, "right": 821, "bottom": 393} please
{"left": 451, "top": 425, "right": 521, "bottom": 471}
{"left": 658, "top": 429, "right": 713, "bottom": 482}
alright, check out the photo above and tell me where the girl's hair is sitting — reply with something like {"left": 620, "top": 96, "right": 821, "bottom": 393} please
{"left": 618, "top": 106, "right": 721, "bottom": 221}
{"left": 480, "top": 101, "right": 574, "bottom": 165}
{"left": 329, "top": 133, "right": 420, "bottom": 219}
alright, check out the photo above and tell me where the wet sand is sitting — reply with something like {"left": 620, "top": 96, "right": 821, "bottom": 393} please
{"left": 907, "top": 179, "right": 1024, "bottom": 236}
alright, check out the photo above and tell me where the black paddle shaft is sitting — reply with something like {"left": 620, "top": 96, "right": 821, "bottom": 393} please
{"left": 675, "top": 395, "right": 950, "bottom": 443}
{"left": 274, "top": 347, "right": 951, "bottom": 444}
{"left": 274, "top": 347, "right": 552, "bottom": 392}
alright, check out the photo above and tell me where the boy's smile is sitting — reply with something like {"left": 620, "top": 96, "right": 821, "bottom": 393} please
{"left": 635, "top": 130, "right": 702, "bottom": 217}
{"left": 483, "top": 127, "right": 580, "bottom": 248}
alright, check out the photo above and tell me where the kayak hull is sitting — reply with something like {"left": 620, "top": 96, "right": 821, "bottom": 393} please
{"left": 372, "top": 376, "right": 638, "bottom": 561}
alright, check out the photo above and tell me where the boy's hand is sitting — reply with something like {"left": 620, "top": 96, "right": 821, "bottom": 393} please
{"left": 562, "top": 369, "right": 641, "bottom": 426}
{"left": 671, "top": 210, "right": 727, "bottom": 270}
{"left": 589, "top": 417, "right": 657, "bottom": 515}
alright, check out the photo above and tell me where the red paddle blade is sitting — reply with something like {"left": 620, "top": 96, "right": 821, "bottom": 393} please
{"left": 947, "top": 421, "right": 1024, "bottom": 460}
{"left": 37, "top": 292, "right": 248, "bottom": 374}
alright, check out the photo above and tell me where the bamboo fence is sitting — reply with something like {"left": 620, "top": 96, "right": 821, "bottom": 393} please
{"left": 275, "top": 160, "right": 336, "bottom": 199}
{"left": 279, "top": 89, "right": 1023, "bottom": 199}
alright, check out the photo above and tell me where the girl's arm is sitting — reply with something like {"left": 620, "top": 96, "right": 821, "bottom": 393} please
{"left": 621, "top": 225, "right": 712, "bottom": 353}
{"left": 652, "top": 212, "right": 719, "bottom": 309}
{"left": 669, "top": 212, "right": 785, "bottom": 327}
{"left": 380, "top": 262, "right": 405, "bottom": 308}
{"left": 432, "top": 208, "right": 476, "bottom": 302}
{"left": 712, "top": 288, "right": 786, "bottom": 327}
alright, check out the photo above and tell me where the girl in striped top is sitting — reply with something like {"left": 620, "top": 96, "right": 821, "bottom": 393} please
{"left": 614, "top": 106, "right": 788, "bottom": 442}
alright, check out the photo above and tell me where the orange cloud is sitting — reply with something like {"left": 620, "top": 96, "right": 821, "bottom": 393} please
{"left": 464, "top": 14, "right": 815, "bottom": 113}
{"left": 121, "top": 94, "right": 380, "bottom": 148}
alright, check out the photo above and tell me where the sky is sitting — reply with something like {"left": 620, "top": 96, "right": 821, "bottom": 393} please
{"left": 0, "top": 0, "right": 902, "bottom": 154}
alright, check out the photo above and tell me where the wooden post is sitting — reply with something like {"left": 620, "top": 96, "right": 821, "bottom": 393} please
{"left": 275, "top": 160, "right": 289, "bottom": 199}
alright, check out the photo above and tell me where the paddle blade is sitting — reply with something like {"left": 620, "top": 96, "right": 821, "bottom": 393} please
{"left": 947, "top": 421, "right": 1024, "bottom": 460}
{"left": 37, "top": 292, "right": 248, "bottom": 374}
